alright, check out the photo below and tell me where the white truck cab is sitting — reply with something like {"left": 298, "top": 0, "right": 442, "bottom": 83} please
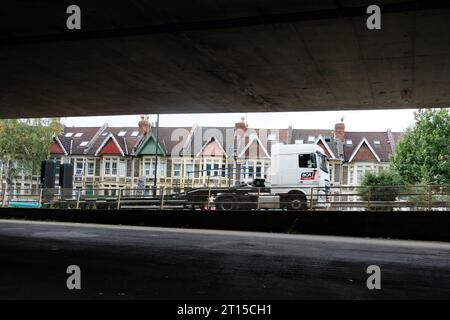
{"left": 213, "top": 143, "right": 331, "bottom": 211}
{"left": 268, "top": 144, "right": 331, "bottom": 209}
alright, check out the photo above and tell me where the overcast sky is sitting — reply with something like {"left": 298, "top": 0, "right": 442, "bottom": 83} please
{"left": 62, "top": 109, "right": 420, "bottom": 132}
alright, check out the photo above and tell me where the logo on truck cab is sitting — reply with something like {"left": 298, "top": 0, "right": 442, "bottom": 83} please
{"left": 300, "top": 171, "right": 316, "bottom": 180}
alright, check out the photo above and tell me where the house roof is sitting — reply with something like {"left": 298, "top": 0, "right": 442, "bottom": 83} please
{"left": 51, "top": 124, "right": 403, "bottom": 162}
{"left": 94, "top": 133, "right": 125, "bottom": 156}
{"left": 59, "top": 126, "right": 102, "bottom": 155}
{"left": 343, "top": 131, "right": 402, "bottom": 162}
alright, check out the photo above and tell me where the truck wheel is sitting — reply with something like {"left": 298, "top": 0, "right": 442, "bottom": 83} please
{"left": 216, "top": 196, "right": 237, "bottom": 211}
{"left": 286, "top": 194, "right": 307, "bottom": 211}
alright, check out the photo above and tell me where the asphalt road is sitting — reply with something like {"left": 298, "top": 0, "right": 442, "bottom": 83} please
{"left": 0, "top": 219, "right": 449, "bottom": 299}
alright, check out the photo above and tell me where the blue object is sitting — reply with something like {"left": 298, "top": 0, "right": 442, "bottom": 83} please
{"left": 7, "top": 198, "right": 40, "bottom": 208}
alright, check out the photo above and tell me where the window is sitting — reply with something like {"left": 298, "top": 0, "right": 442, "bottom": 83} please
{"left": 248, "top": 164, "right": 254, "bottom": 178}
{"left": 308, "top": 136, "right": 315, "bottom": 143}
{"left": 65, "top": 132, "right": 74, "bottom": 137}
{"left": 221, "top": 164, "right": 226, "bottom": 177}
{"left": 298, "top": 154, "right": 316, "bottom": 168}
{"left": 144, "top": 159, "right": 157, "bottom": 177}
{"left": 356, "top": 169, "right": 363, "bottom": 185}
{"left": 374, "top": 139, "right": 381, "bottom": 145}
{"left": 119, "top": 160, "right": 125, "bottom": 177}
{"left": 346, "top": 139, "right": 353, "bottom": 145}
{"left": 118, "top": 131, "right": 127, "bottom": 137}
{"left": 205, "top": 160, "right": 219, "bottom": 177}
{"left": 256, "top": 163, "right": 262, "bottom": 178}
{"left": 112, "top": 161, "right": 117, "bottom": 176}
{"left": 131, "top": 131, "right": 139, "bottom": 137}
{"left": 159, "top": 161, "right": 166, "bottom": 177}
{"left": 144, "top": 161, "right": 151, "bottom": 177}
{"left": 213, "top": 162, "right": 219, "bottom": 177}
{"left": 185, "top": 163, "right": 194, "bottom": 178}
{"left": 79, "top": 141, "right": 89, "bottom": 147}
{"left": 295, "top": 139, "right": 303, "bottom": 144}
{"left": 104, "top": 160, "right": 111, "bottom": 176}
{"left": 104, "top": 158, "right": 118, "bottom": 176}
{"left": 87, "top": 161, "right": 95, "bottom": 176}
{"left": 74, "top": 133, "right": 83, "bottom": 138}
{"left": 173, "top": 162, "right": 181, "bottom": 177}
{"left": 267, "top": 134, "right": 276, "bottom": 141}
{"left": 75, "top": 160, "right": 83, "bottom": 176}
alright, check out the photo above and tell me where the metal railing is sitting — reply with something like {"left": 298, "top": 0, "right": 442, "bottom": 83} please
{"left": 0, "top": 185, "right": 449, "bottom": 211}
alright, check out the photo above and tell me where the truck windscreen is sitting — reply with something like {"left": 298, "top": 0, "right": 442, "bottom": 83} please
{"left": 317, "top": 153, "right": 328, "bottom": 173}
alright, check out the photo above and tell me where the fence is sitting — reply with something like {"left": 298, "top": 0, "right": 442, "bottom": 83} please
{"left": 0, "top": 184, "right": 449, "bottom": 211}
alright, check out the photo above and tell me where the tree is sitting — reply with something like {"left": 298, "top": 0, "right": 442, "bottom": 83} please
{"left": 391, "top": 109, "right": 450, "bottom": 185}
{"left": 358, "top": 170, "right": 403, "bottom": 210}
{"left": 0, "top": 118, "right": 62, "bottom": 196}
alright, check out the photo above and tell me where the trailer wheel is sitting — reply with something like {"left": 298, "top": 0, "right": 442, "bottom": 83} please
{"left": 216, "top": 196, "right": 238, "bottom": 211}
{"left": 286, "top": 193, "right": 308, "bottom": 211}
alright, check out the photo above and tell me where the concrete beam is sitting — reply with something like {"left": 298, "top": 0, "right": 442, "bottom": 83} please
{"left": 1, "top": 1, "right": 450, "bottom": 118}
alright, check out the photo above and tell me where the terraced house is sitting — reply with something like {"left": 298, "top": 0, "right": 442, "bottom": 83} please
{"left": 44, "top": 116, "right": 403, "bottom": 196}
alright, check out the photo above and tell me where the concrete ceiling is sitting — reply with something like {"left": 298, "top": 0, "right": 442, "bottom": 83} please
{"left": 1, "top": 0, "right": 450, "bottom": 118}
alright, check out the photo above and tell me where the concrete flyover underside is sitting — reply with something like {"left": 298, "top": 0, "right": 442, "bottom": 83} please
{"left": 1, "top": 0, "right": 450, "bottom": 118}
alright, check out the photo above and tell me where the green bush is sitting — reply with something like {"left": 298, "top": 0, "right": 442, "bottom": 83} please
{"left": 358, "top": 170, "right": 403, "bottom": 210}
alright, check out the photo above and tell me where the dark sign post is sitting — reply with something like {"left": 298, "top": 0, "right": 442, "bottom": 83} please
{"left": 40, "top": 160, "right": 56, "bottom": 204}
{"left": 59, "top": 163, "right": 74, "bottom": 199}
{"left": 152, "top": 113, "right": 160, "bottom": 197}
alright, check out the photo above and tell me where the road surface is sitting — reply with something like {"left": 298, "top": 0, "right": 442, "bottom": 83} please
{"left": 0, "top": 219, "right": 449, "bottom": 299}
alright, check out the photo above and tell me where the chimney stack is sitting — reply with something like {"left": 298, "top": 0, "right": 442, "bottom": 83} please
{"left": 334, "top": 117, "right": 345, "bottom": 142}
{"left": 235, "top": 116, "right": 248, "bottom": 132}
{"left": 234, "top": 116, "right": 248, "bottom": 156}
{"left": 138, "top": 115, "right": 150, "bottom": 135}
